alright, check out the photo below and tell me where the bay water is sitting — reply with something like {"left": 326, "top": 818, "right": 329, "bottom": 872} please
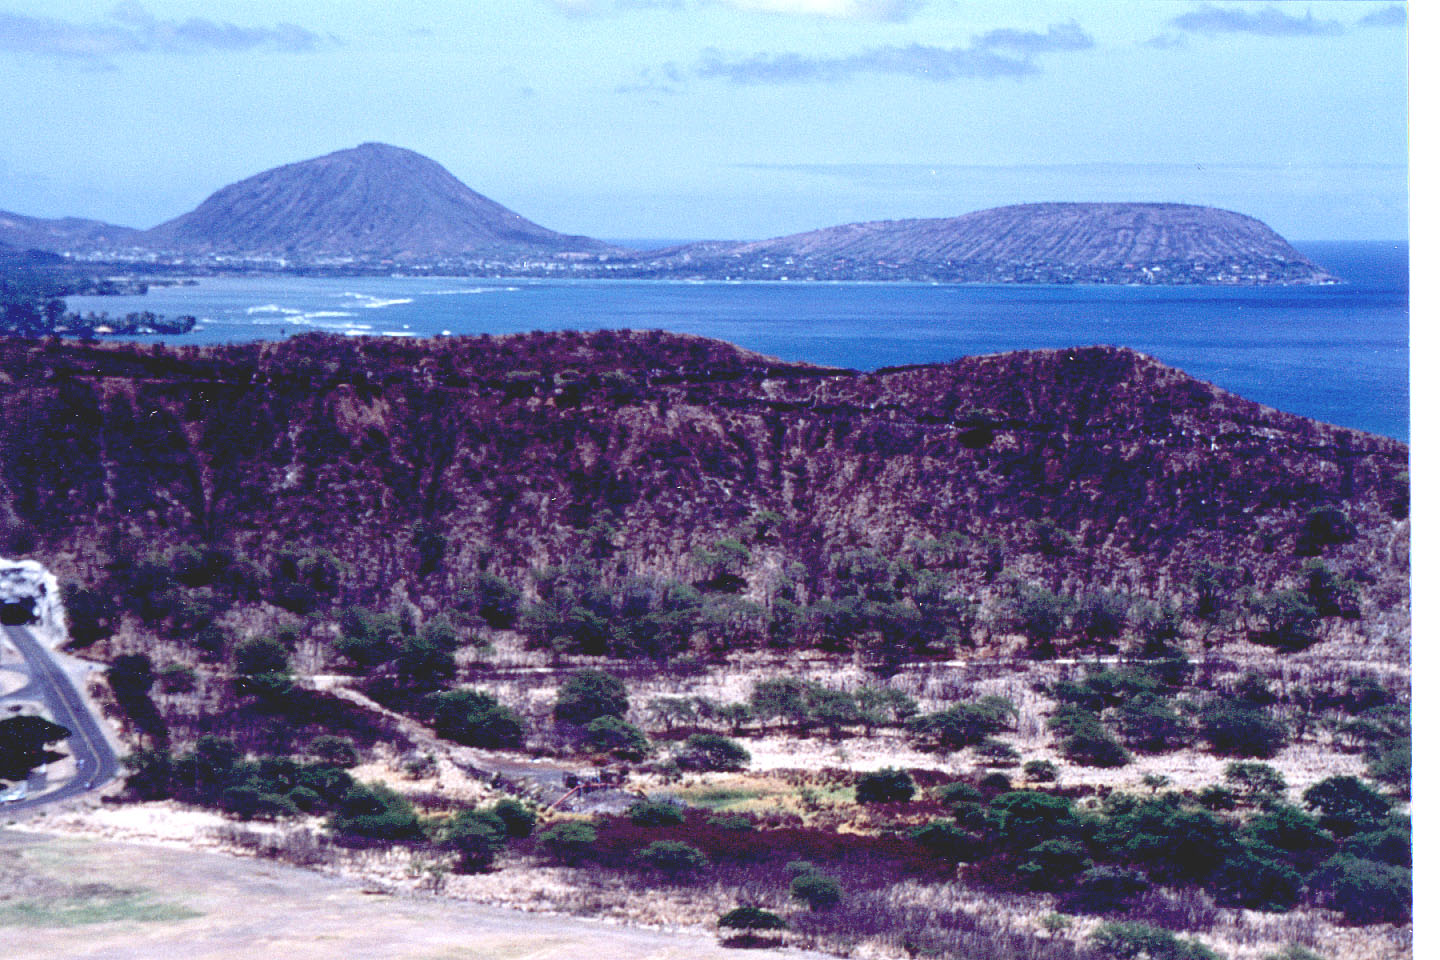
{"left": 65, "top": 241, "right": 1407, "bottom": 441}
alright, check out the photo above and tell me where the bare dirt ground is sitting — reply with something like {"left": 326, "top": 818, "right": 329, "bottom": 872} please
{"left": 0, "top": 828, "right": 825, "bottom": 960}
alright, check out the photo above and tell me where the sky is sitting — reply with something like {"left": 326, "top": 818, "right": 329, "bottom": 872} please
{"left": 0, "top": 1, "right": 1410, "bottom": 241}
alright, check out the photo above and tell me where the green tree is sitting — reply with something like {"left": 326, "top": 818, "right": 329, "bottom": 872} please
{"left": 1249, "top": 590, "right": 1320, "bottom": 651}
{"left": 554, "top": 669, "right": 629, "bottom": 727}
{"left": 646, "top": 696, "right": 697, "bottom": 734}
{"left": 990, "top": 791, "right": 1079, "bottom": 850}
{"left": 1300, "top": 560, "right": 1360, "bottom": 618}
{"left": 1211, "top": 844, "right": 1303, "bottom": 911}
{"left": 428, "top": 690, "right": 525, "bottom": 749}
{"left": 806, "top": 686, "right": 860, "bottom": 738}
{"left": 62, "top": 584, "right": 111, "bottom": 647}
{"left": 1049, "top": 707, "right": 1131, "bottom": 767}
{"left": 0, "top": 715, "right": 70, "bottom": 780}
{"left": 1024, "top": 760, "right": 1059, "bottom": 783}
{"left": 456, "top": 571, "right": 521, "bottom": 628}
{"left": 908, "top": 696, "right": 1016, "bottom": 750}
{"left": 675, "top": 733, "right": 750, "bottom": 772}
{"left": 393, "top": 634, "right": 458, "bottom": 691}
{"left": 1114, "top": 695, "right": 1191, "bottom": 752}
{"left": 1224, "top": 761, "right": 1287, "bottom": 802}
{"left": 749, "top": 676, "right": 810, "bottom": 732}
{"left": 583, "top": 715, "right": 650, "bottom": 760}
{"left": 1072, "top": 590, "right": 1129, "bottom": 644}
{"left": 908, "top": 820, "right": 984, "bottom": 863}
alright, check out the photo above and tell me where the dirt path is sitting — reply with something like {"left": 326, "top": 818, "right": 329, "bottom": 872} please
{"left": 0, "top": 829, "right": 821, "bottom": 960}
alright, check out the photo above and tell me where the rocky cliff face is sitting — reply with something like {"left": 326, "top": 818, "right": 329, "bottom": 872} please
{"left": 0, "top": 333, "right": 1405, "bottom": 637}
{"left": 140, "top": 143, "right": 616, "bottom": 260}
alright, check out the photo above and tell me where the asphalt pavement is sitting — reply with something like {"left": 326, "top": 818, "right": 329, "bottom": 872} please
{"left": 1, "top": 624, "right": 119, "bottom": 813}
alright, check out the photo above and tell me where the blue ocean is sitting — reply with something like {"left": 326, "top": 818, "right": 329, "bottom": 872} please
{"left": 64, "top": 241, "right": 1408, "bottom": 441}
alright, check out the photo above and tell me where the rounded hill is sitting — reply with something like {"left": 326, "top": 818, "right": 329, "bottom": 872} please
{"left": 635, "top": 202, "right": 1335, "bottom": 284}
{"left": 140, "top": 143, "right": 615, "bottom": 261}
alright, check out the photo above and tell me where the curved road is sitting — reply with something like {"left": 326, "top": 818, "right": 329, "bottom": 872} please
{"left": 2, "top": 624, "right": 119, "bottom": 813}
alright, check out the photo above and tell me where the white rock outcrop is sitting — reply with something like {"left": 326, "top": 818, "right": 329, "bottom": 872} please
{"left": 0, "top": 556, "right": 65, "bottom": 642}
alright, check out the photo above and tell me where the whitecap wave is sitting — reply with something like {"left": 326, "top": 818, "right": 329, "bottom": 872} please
{"left": 420, "top": 286, "right": 521, "bottom": 296}
{"left": 342, "top": 292, "right": 414, "bottom": 309}
{"left": 246, "top": 303, "right": 304, "bottom": 315}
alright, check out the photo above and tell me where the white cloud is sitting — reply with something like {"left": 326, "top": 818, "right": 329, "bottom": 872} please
{"left": 718, "top": 0, "right": 925, "bottom": 21}
{"left": 0, "top": 2, "right": 330, "bottom": 66}
{"left": 548, "top": 0, "right": 925, "bottom": 20}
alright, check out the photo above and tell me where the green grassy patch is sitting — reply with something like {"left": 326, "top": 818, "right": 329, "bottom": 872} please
{"left": 0, "top": 886, "right": 199, "bottom": 927}
{"left": 680, "top": 782, "right": 789, "bottom": 811}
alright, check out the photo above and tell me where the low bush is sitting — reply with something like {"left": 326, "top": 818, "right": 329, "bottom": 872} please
{"left": 1302, "top": 776, "right": 1392, "bottom": 837}
{"left": 489, "top": 798, "right": 537, "bottom": 838}
{"left": 327, "top": 783, "right": 422, "bottom": 843}
{"left": 538, "top": 821, "right": 598, "bottom": 863}
{"left": 909, "top": 820, "right": 985, "bottom": 863}
{"left": 1062, "top": 866, "right": 1151, "bottom": 914}
{"left": 933, "top": 781, "right": 983, "bottom": 806}
{"left": 1312, "top": 854, "right": 1412, "bottom": 924}
{"left": 628, "top": 799, "right": 685, "bottom": 826}
{"left": 1199, "top": 701, "right": 1287, "bottom": 759}
{"left": 1049, "top": 707, "right": 1131, "bottom": 767}
{"left": 718, "top": 905, "right": 787, "bottom": 943}
{"left": 1211, "top": 844, "right": 1303, "bottom": 911}
{"left": 790, "top": 871, "right": 843, "bottom": 910}
{"left": 855, "top": 768, "right": 915, "bottom": 804}
{"left": 1017, "top": 839, "right": 1091, "bottom": 890}
{"left": 443, "top": 809, "right": 507, "bottom": 872}
{"left": 1023, "top": 760, "right": 1059, "bottom": 783}
{"left": 1091, "top": 921, "right": 1224, "bottom": 959}
{"left": 637, "top": 840, "right": 709, "bottom": 876}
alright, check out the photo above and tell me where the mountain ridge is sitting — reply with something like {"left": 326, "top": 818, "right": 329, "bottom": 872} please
{"left": 0, "top": 332, "right": 1405, "bottom": 622}
{"left": 0, "top": 144, "right": 1334, "bottom": 283}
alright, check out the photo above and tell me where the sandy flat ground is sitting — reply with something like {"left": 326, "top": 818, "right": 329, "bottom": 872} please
{"left": 0, "top": 830, "right": 822, "bottom": 960}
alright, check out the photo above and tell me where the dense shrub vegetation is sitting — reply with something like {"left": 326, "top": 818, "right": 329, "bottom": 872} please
{"left": 6, "top": 333, "right": 1406, "bottom": 959}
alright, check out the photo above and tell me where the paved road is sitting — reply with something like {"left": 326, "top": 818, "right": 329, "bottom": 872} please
{"left": 2, "top": 624, "right": 119, "bottom": 812}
